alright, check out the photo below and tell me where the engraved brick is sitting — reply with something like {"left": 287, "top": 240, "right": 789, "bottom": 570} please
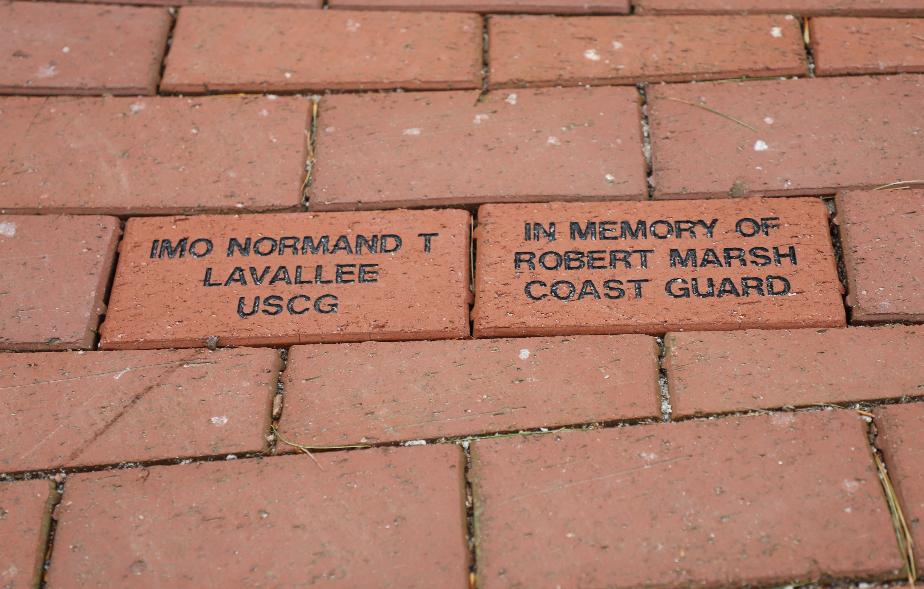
{"left": 811, "top": 18, "right": 924, "bottom": 76}
{"left": 0, "top": 480, "right": 56, "bottom": 589}
{"left": 473, "top": 197, "right": 844, "bottom": 337}
{"left": 837, "top": 189, "right": 924, "bottom": 323}
{"left": 278, "top": 335, "right": 659, "bottom": 447}
{"left": 100, "top": 210, "right": 471, "bottom": 349}
{"left": 329, "top": 0, "right": 627, "bottom": 11}
{"left": 0, "top": 348, "right": 281, "bottom": 473}
{"left": 634, "top": 0, "right": 924, "bottom": 16}
{"left": 648, "top": 76, "right": 924, "bottom": 199}
{"left": 665, "top": 325, "right": 924, "bottom": 417}
{"left": 161, "top": 7, "right": 482, "bottom": 93}
{"left": 471, "top": 410, "right": 902, "bottom": 588}
{"left": 48, "top": 447, "right": 468, "bottom": 587}
{"left": 489, "top": 15, "right": 806, "bottom": 88}
{"left": 0, "top": 96, "right": 307, "bottom": 214}
{"left": 0, "top": 2, "right": 170, "bottom": 95}
{"left": 0, "top": 215, "right": 119, "bottom": 351}
{"left": 310, "top": 87, "right": 646, "bottom": 211}
{"left": 875, "top": 402, "right": 924, "bottom": 574}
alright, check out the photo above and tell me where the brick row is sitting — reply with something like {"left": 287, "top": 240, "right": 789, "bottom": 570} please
{"left": 0, "top": 479, "right": 55, "bottom": 589}
{"left": 328, "top": 0, "right": 630, "bottom": 11}
{"left": 810, "top": 18, "right": 924, "bottom": 76}
{"left": 633, "top": 0, "right": 924, "bottom": 16}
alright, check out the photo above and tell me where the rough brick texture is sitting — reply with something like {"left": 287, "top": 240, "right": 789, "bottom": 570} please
{"left": 310, "top": 86, "right": 646, "bottom": 210}
{"left": 837, "top": 189, "right": 924, "bottom": 324}
{"left": 46, "top": 0, "right": 322, "bottom": 6}
{"left": 665, "top": 326, "right": 924, "bottom": 417}
{"left": 162, "top": 7, "right": 482, "bottom": 93}
{"left": 471, "top": 410, "right": 902, "bottom": 588}
{"left": 0, "top": 215, "right": 119, "bottom": 351}
{"left": 0, "top": 480, "right": 56, "bottom": 589}
{"left": 0, "top": 348, "right": 281, "bottom": 473}
{"left": 811, "top": 18, "right": 924, "bottom": 76}
{"left": 0, "top": 96, "right": 308, "bottom": 214}
{"left": 634, "top": 0, "right": 924, "bottom": 16}
{"left": 329, "top": 0, "right": 629, "bottom": 12}
{"left": 0, "top": 2, "right": 170, "bottom": 95}
{"left": 278, "top": 335, "right": 659, "bottom": 447}
{"left": 489, "top": 15, "right": 806, "bottom": 87}
{"left": 49, "top": 447, "right": 469, "bottom": 587}
{"left": 649, "top": 76, "right": 924, "bottom": 199}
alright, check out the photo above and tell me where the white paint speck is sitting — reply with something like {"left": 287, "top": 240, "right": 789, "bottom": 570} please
{"left": 324, "top": 126, "right": 336, "bottom": 133}
{"left": 129, "top": 102, "right": 145, "bottom": 114}
{"left": 753, "top": 140, "right": 769, "bottom": 152}
{"left": 259, "top": 109, "right": 269, "bottom": 117}
{"left": 612, "top": 40, "right": 623, "bottom": 50}
{"left": 36, "top": 64, "right": 57, "bottom": 79}
{"left": 604, "top": 173, "right": 616, "bottom": 184}
{"left": 346, "top": 18, "right": 361, "bottom": 32}
{"left": 0, "top": 222, "right": 16, "bottom": 237}
{"left": 763, "top": 116, "right": 774, "bottom": 125}
{"left": 518, "top": 349, "right": 530, "bottom": 360}
{"left": 404, "top": 439, "right": 427, "bottom": 446}
{"left": 62, "top": 46, "right": 70, "bottom": 54}
{"left": 113, "top": 367, "right": 131, "bottom": 380}
{"left": 844, "top": 479, "right": 860, "bottom": 493}
{"left": 505, "top": 93, "right": 517, "bottom": 105}
{"left": 583, "top": 49, "right": 601, "bottom": 61}
{"left": 785, "top": 14, "right": 795, "bottom": 20}
{"left": 640, "top": 451, "right": 658, "bottom": 461}
{"left": 770, "top": 26, "right": 783, "bottom": 38}
{"left": 283, "top": 71, "right": 293, "bottom": 80}
{"left": 547, "top": 136, "right": 561, "bottom": 146}
{"left": 211, "top": 416, "right": 229, "bottom": 426}
{"left": 473, "top": 113, "right": 490, "bottom": 125}
{"left": 402, "top": 127, "right": 421, "bottom": 136}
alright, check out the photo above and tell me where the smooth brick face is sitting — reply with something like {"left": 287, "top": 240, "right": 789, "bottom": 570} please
{"left": 473, "top": 198, "right": 844, "bottom": 337}
{"left": 875, "top": 402, "right": 924, "bottom": 573}
{"left": 837, "top": 189, "right": 924, "bottom": 323}
{"left": 489, "top": 15, "right": 806, "bottom": 87}
{"left": 0, "top": 348, "right": 281, "bottom": 473}
{"left": 649, "top": 76, "right": 924, "bottom": 199}
{"left": 634, "top": 0, "right": 924, "bottom": 16}
{"left": 811, "top": 18, "right": 924, "bottom": 76}
{"left": 162, "top": 8, "right": 482, "bottom": 93}
{"left": 0, "top": 480, "right": 56, "bottom": 589}
{"left": 49, "top": 447, "right": 468, "bottom": 588}
{"left": 0, "top": 215, "right": 119, "bottom": 351}
{"left": 0, "top": 96, "right": 307, "bottom": 214}
{"left": 100, "top": 210, "right": 471, "bottom": 349}
{"left": 471, "top": 411, "right": 902, "bottom": 588}
{"left": 0, "top": 2, "right": 170, "bottom": 95}
{"left": 278, "top": 335, "right": 659, "bottom": 446}
{"left": 329, "top": 0, "right": 628, "bottom": 12}
{"left": 665, "top": 326, "right": 924, "bottom": 417}
{"left": 310, "top": 87, "right": 646, "bottom": 210}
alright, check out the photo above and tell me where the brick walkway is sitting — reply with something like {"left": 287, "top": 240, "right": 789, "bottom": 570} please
{"left": 1, "top": 2, "right": 923, "bottom": 587}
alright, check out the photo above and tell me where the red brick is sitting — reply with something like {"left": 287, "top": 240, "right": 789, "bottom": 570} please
{"left": 665, "top": 325, "right": 924, "bottom": 417}
{"left": 0, "top": 215, "right": 119, "bottom": 351}
{"left": 0, "top": 348, "right": 281, "bottom": 473}
{"left": 811, "top": 18, "right": 924, "bottom": 76}
{"left": 100, "top": 209, "right": 471, "bottom": 349}
{"left": 329, "top": 0, "right": 628, "bottom": 12}
{"left": 472, "top": 197, "right": 844, "bottom": 337}
{"left": 634, "top": 0, "right": 924, "bottom": 16}
{"left": 0, "top": 2, "right": 170, "bottom": 96}
{"left": 875, "top": 402, "right": 924, "bottom": 573}
{"left": 161, "top": 7, "right": 482, "bottom": 93}
{"left": 648, "top": 76, "right": 924, "bottom": 199}
{"left": 837, "top": 189, "right": 924, "bottom": 324}
{"left": 49, "top": 447, "right": 468, "bottom": 587}
{"left": 309, "top": 87, "right": 646, "bottom": 211}
{"left": 278, "top": 335, "right": 659, "bottom": 447}
{"left": 0, "top": 480, "right": 56, "bottom": 589}
{"left": 40, "top": 0, "right": 322, "bottom": 6}
{"left": 489, "top": 15, "right": 806, "bottom": 88}
{"left": 0, "top": 96, "right": 307, "bottom": 214}
{"left": 471, "top": 410, "right": 902, "bottom": 588}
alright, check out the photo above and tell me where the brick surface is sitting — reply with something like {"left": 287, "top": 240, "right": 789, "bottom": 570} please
{"left": 473, "top": 197, "right": 844, "bottom": 337}
{"left": 471, "top": 410, "right": 902, "bottom": 588}
{"left": 161, "top": 8, "right": 482, "bottom": 93}
{"left": 100, "top": 210, "right": 471, "bottom": 349}
{"left": 278, "top": 335, "right": 659, "bottom": 447}
{"left": 0, "top": 479, "right": 56, "bottom": 589}
{"left": 330, "top": 0, "right": 628, "bottom": 11}
{"left": 310, "top": 87, "right": 646, "bottom": 211}
{"left": 811, "top": 18, "right": 924, "bottom": 76}
{"left": 0, "top": 96, "right": 307, "bottom": 215}
{"left": 648, "top": 76, "right": 924, "bottom": 199}
{"left": 665, "top": 325, "right": 924, "bottom": 417}
{"left": 0, "top": 2, "right": 170, "bottom": 96}
{"left": 489, "top": 15, "right": 806, "bottom": 88}
{"left": 634, "top": 0, "right": 924, "bottom": 16}
{"left": 44, "top": 0, "right": 322, "bottom": 5}
{"left": 0, "top": 348, "right": 281, "bottom": 473}
{"left": 0, "top": 215, "right": 119, "bottom": 351}
{"left": 837, "top": 189, "right": 924, "bottom": 324}
{"left": 875, "top": 402, "right": 924, "bottom": 574}
{"left": 49, "top": 447, "right": 468, "bottom": 588}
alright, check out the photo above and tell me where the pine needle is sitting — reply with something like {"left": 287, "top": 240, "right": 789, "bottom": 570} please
{"left": 662, "top": 97, "right": 757, "bottom": 132}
